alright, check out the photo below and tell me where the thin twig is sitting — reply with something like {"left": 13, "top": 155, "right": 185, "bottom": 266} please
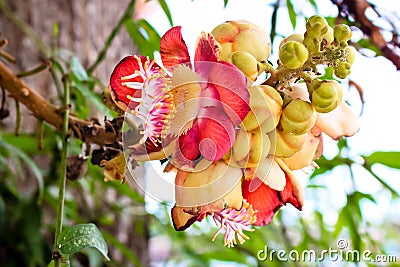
{"left": 17, "top": 61, "right": 51, "bottom": 78}
{"left": 87, "top": 0, "right": 136, "bottom": 74}
{"left": 53, "top": 75, "right": 70, "bottom": 267}
{"left": 0, "top": 0, "right": 50, "bottom": 56}
{"left": 0, "top": 60, "right": 119, "bottom": 145}
{"left": 37, "top": 119, "right": 43, "bottom": 150}
{"left": 14, "top": 99, "right": 21, "bottom": 135}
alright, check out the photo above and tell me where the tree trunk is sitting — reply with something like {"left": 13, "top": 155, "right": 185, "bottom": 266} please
{"left": 0, "top": 0, "right": 149, "bottom": 266}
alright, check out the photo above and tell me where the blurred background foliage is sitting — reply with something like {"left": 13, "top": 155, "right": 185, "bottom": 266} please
{"left": 0, "top": 0, "right": 399, "bottom": 266}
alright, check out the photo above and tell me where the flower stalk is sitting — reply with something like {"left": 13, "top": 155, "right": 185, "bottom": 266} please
{"left": 52, "top": 76, "right": 71, "bottom": 267}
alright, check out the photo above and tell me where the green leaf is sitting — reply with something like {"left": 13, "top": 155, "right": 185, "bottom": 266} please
{"left": 70, "top": 76, "right": 114, "bottom": 119}
{"left": 363, "top": 151, "right": 400, "bottom": 169}
{"left": 357, "top": 38, "right": 382, "bottom": 56}
{"left": 158, "top": 0, "right": 173, "bottom": 26}
{"left": 286, "top": 0, "right": 297, "bottom": 29}
{"left": 310, "top": 155, "right": 343, "bottom": 179}
{"left": 308, "top": 0, "right": 318, "bottom": 11}
{"left": 102, "top": 230, "right": 140, "bottom": 266}
{"left": 58, "top": 223, "right": 110, "bottom": 261}
{"left": 318, "top": 66, "right": 336, "bottom": 81}
{"left": 124, "top": 19, "right": 160, "bottom": 58}
{"left": 270, "top": 2, "right": 279, "bottom": 47}
{"left": 223, "top": 0, "right": 229, "bottom": 8}
{"left": 70, "top": 57, "right": 89, "bottom": 81}
{"left": 137, "top": 19, "right": 161, "bottom": 49}
{"left": 0, "top": 137, "right": 44, "bottom": 204}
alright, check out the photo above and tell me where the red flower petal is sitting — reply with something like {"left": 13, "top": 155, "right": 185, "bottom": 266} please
{"left": 177, "top": 123, "right": 201, "bottom": 161}
{"left": 278, "top": 175, "right": 302, "bottom": 210}
{"left": 194, "top": 32, "right": 219, "bottom": 72}
{"left": 197, "top": 106, "right": 235, "bottom": 161}
{"left": 160, "top": 26, "right": 191, "bottom": 68}
{"left": 242, "top": 174, "right": 302, "bottom": 226}
{"left": 242, "top": 178, "right": 281, "bottom": 226}
{"left": 208, "top": 62, "right": 250, "bottom": 125}
{"left": 109, "top": 56, "right": 147, "bottom": 110}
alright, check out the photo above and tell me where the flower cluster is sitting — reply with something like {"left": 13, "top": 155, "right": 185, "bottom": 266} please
{"left": 107, "top": 16, "right": 359, "bottom": 247}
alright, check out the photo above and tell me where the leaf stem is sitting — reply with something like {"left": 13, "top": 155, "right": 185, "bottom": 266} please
{"left": 53, "top": 76, "right": 70, "bottom": 267}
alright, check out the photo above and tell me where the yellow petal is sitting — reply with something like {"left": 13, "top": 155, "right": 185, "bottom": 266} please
{"left": 254, "top": 156, "right": 286, "bottom": 191}
{"left": 175, "top": 161, "right": 243, "bottom": 209}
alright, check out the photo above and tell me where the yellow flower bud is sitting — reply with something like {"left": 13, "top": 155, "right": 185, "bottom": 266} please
{"left": 279, "top": 41, "right": 309, "bottom": 69}
{"left": 231, "top": 51, "right": 259, "bottom": 81}
{"left": 334, "top": 24, "right": 352, "bottom": 44}
{"left": 212, "top": 20, "right": 271, "bottom": 62}
{"left": 322, "top": 26, "right": 334, "bottom": 46}
{"left": 334, "top": 61, "right": 351, "bottom": 79}
{"left": 306, "top": 15, "right": 329, "bottom": 37}
{"left": 309, "top": 80, "right": 342, "bottom": 113}
{"left": 345, "top": 46, "right": 355, "bottom": 65}
{"left": 279, "top": 99, "right": 316, "bottom": 135}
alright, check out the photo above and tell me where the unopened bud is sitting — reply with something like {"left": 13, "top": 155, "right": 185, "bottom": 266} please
{"left": 279, "top": 41, "right": 309, "bottom": 69}
{"left": 279, "top": 99, "right": 316, "bottom": 135}
{"left": 334, "top": 61, "right": 351, "bottom": 79}
{"left": 212, "top": 20, "right": 271, "bottom": 62}
{"left": 231, "top": 51, "right": 259, "bottom": 81}
{"left": 309, "top": 80, "right": 342, "bottom": 113}
{"left": 334, "top": 24, "right": 352, "bottom": 45}
{"left": 306, "top": 15, "right": 328, "bottom": 38}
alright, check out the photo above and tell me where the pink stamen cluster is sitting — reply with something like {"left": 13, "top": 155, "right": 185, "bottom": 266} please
{"left": 121, "top": 56, "right": 173, "bottom": 145}
{"left": 211, "top": 200, "right": 257, "bottom": 247}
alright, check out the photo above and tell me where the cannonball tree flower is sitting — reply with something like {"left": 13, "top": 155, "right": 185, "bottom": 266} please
{"left": 169, "top": 160, "right": 257, "bottom": 247}
{"left": 110, "top": 26, "right": 250, "bottom": 169}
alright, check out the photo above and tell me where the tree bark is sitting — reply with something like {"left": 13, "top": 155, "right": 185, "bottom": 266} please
{"left": 0, "top": 0, "right": 150, "bottom": 266}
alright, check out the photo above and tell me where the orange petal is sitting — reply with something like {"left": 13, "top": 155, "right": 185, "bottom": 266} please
{"left": 282, "top": 127, "right": 323, "bottom": 170}
{"left": 171, "top": 205, "right": 199, "bottom": 231}
{"left": 315, "top": 102, "right": 359, "bottom": 140}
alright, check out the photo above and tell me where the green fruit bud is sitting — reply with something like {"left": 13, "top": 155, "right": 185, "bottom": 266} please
{"left": 303, "top": 32, "right": 320, "bottom": 54}
{"left": 334, "top": 24, "right": 352, "bottom": 44}
{"left": 231, "top": 51, "right": 259, "bottom": 81}
{"left": 306, "top": 15, "right": 328, "bottom": 38}
{"left": 279, "top": 41, "right": 309, "bottom": 69}
{"left": 345, "top": 46, "right": 355, "bottom": 65}
{"left": 279, "top": 99, "right": 316, "bottom": 135}
{"left": 309, "top": 80, "right": 341, "bottom": 113}
{"left": 334, "top": 61, "right": 351, "bottom": 79}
